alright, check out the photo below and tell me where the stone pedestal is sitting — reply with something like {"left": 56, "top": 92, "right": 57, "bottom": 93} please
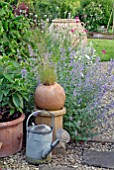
{"left": 35, "top": 107, "right": 66, "bottom": 154}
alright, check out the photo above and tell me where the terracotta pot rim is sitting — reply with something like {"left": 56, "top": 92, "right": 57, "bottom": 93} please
{"left": 52, "top": 19, "right": 80, "bottom": 23}
{"left": 0, "top": 113, "right": 25, "bottom": 128}
{"left": 38, "top": 82, "right": 59, "bottom": 87}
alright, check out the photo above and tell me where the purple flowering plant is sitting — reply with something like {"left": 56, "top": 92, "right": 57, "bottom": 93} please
{"left": 28, "top": 22, "right": 114, "bottom": 140}
{"left": 57, "top": 44, "right": 114, "bottom": 140}
{"left": 0, "top": 56, "right": 37, "bottom": 121}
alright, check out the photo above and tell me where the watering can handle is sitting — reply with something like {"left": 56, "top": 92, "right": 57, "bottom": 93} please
{"left": 26, "top": 110, "right": 55, "bottom": 131}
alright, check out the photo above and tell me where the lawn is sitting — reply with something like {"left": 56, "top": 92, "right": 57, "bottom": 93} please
{"left": 88, "top": 39, "right": 114, "bottom": 61}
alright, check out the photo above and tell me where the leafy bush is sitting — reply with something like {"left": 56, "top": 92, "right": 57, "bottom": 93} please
{"left": 0, "top": 1, "right": 32, "bottom": 59}
{"left": 0, "top": 56, "right": 37, "bottom": 119}
{"left": 30, "top": 0, "right": 80, "bottom": 21}
{"left": 0, "top": 1, "right": 38, "bottom": 118}
{"left": 78, "top": 0, "right": 113, "bottom": 32}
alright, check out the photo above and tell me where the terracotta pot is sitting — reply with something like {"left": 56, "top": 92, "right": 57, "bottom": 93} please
{"left": 49, "top": 19, "right": 87, "bottom": 47}
{"left": 34, "top": 82, "right": 66, "bottom": 110}
{"left": 0, "top": 113, "right": 25, "bottom": 157}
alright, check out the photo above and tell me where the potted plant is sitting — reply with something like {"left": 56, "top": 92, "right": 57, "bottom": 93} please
{"left": 0, "top": 56, "right": 35, "bottom": 157}
{"left": 34, "top": 59, "right": 66, "bottom": 111}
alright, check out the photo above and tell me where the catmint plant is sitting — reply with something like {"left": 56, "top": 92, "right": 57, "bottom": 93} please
{"left": 57, "top": 44, "right": 114, "bottom": 140}
{"left": 28, "top": 20, "right": 114, "bottom": 141}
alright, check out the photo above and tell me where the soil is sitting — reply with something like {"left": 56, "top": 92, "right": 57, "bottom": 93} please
{"left": 0, "top": 110, "right": 21, "bottom": 122}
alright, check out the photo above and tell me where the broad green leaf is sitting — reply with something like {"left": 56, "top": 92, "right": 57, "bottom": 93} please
{"left": 0, "top": 78, "right": 3, "bottom": 84}
{"left": 2, "top": 89, "right": 9, "bottom": 96}
{"left": 23, "top": 95, "right": 29, "bottom": 101}
{"left": 3, "top": 73, "right": 13, "bottom": 82}
{"left": 12, "top": 61, "right": 20, "bottom": 68}
{"left": 0, "top": 92, "right": 3, "bottom": 102}
{"left": 0, "top": 22, "right": 4, "bottom": 36}
{"left": 10, "top": 109, "right": 15, "bottom": 116}
{"left": 1, "top": 101, "right": 7, "bottom": 106}
{"left": 16, "top": 93, "right": 23, "bottom": 109}
{"left": 18, "top": 107, "right": 23, "bottom": 113}
{"left": 12, "top": 94, "right": 20, "bottom": 108}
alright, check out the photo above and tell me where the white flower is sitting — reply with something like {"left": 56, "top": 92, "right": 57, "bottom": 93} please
{"left": 80, "top": 73, "right": 84, "bottom": 77}
{"left": 46, "top": 18, "right": 49, "bottom": 22}
{"left": 85, "top": 54, "right": 90, "bottom": 60}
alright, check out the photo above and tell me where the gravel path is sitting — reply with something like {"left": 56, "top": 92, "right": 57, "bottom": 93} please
{"left": 0, "top": 62, "right": 114, "bottom": 170}
{"left": 1, "top": 142, "right": 114, "bottom": 170}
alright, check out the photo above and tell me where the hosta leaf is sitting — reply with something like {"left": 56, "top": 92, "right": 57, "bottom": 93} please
{"left": 0, "top": 92, "right": 3, "bottom": 102}
{"left": 12, "top": 94, "right": 20, "bottom": 108}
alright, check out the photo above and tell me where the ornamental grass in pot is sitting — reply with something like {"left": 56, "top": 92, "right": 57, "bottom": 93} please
{"left": 34, "top": 59, "right": 66, "bottom": 111}
{"left": 0, "top": 56, "right": 35, "bottom": 157}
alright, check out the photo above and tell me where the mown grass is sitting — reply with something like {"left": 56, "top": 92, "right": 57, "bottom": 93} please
{"left": 88, "top": 39, "right": 114, "bottom": 61}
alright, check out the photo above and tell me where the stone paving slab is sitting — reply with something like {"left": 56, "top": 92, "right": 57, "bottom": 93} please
{"left": 82, "top": 150, "right": 114, "bottom": 169}
{"left": 39, "top": 165, "right": 75, "bottom": 170}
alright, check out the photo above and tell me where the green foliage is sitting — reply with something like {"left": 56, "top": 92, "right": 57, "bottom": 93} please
{"left": 18, "top": 0, "right": 33, "bottom": 3}
{"left": 0, "top": 1, "right": 31, "bottom": 59}
{"left": 0, "top": 56, "right": 37, "bottom": 115}
{"left": 39, "top": 61, "right": 57, "bottom": 86}
{"left": 78, "top": 0, "right": 113, "bottom": 32}
{"left": 1, "top": 0, "right": 17, "bottom": 4}
{"left": 0, "top": 1, "right": 38, "bottom": 119}
{"left": 31, "top": 0, "right": 80, "bottom": 21}
{"left": 88, "top": 39, "right": 114, "bottom": 61}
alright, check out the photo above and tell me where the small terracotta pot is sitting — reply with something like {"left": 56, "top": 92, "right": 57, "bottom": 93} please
{"left": 0, "top": 113, "right": 25, "bottom": 157}
{"left": 34, "top": 82, "right": 66, "bottom": 110}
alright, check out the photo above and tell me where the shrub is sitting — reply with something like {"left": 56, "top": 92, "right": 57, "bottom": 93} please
{"left": 0, "top": 1, "right": 38, "bottom": 116}
{"left": 78, "top": 0, "right": 113, "bottom": 32}
{"left": 0, "top": 56, "right": 37, "bottom": 119}
{"left": 30, "top": 0, "right": 80, "bottom": 21}
{"left": 0, "top": 1, "right": 32, "bottom": 59}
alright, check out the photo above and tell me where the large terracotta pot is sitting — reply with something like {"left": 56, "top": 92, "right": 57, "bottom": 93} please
{"left": 49, "top": 19, "right": 87, "bottom": 47}
{"left": 0, "top": 113, "right": 25, "bottom": 157}
{"left": 34, "top": 82, "right": 66, "bottom": 110}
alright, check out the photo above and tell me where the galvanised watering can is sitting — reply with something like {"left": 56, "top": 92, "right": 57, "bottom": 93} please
{"left": 26, "top": 110, "right": 70, "bottom": 164}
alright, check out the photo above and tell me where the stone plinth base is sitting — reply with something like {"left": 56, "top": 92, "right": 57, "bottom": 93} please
{"left": 35, "top": 107, "right": 66, "bottom": 154}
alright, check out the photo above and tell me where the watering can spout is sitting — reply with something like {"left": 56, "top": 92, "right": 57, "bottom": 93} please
{"left": 42, "top": 139, "right": 60, "bottom": 159}
{"left": 42, "top": 128, "right": 70, "bottom": 159}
